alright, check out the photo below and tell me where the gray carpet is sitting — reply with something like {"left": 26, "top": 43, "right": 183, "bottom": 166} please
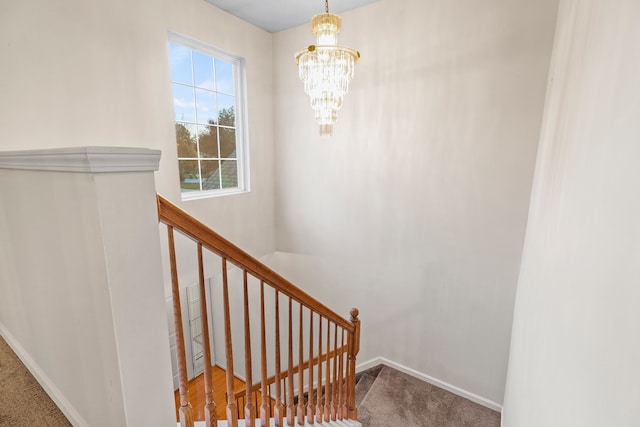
{"left": 357, "top": 366, "right": 500, "bottom": 427}
{"left": 0, "top": 337, "right": 71, "bottom": 426}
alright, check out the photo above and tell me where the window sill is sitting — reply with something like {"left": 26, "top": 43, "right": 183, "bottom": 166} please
{"left": 180, "top": 187, "right": 249, "bottom": 201}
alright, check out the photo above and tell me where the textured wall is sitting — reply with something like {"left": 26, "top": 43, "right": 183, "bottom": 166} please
{"left": 503, "top": 0, "right": 640, "bottom": 424}
{"left": 0, "top": 163, "right": 174, "bottom": 426}
{"left": 272, "top": 0, "right": 559, "bottom": 405}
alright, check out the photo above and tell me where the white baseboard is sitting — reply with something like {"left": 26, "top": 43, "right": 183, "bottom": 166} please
{"left": 356, "top": 356, "right": 503, "bottom": 413}
{"left": 0, "top": 323, "right": 88, "bottom": 427}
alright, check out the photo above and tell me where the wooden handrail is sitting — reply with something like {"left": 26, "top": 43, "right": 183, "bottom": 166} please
{"left": 157, "top": 195, "right": 354, "bottom": 332}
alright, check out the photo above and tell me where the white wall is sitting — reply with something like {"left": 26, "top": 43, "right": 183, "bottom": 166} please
{"left": 0, "top": 151, "right": 175, "bottom": 426}
{"left": 0, "top": 0, "right": 275, "bottom": 258}
{"left": 0, "top": 171, "right": 126, "bottom": 426}
{"left": 503, "top": 0, "right": 640, "bottom": 425}
{"left": 272, "top": 0, "right": 558, "bottom": 405}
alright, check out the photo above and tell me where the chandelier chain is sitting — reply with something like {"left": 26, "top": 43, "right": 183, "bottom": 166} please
{"left": 325, "top": 0, "right": 329, "bottom": 13}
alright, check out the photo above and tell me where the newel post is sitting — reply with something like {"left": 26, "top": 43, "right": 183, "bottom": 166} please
{"left": 347, "top": 308, "right": 360, "bottom": 420}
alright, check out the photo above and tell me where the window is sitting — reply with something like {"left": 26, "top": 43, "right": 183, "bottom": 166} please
{"left": 168, "top": 35, "right": 248, "bottom": 199}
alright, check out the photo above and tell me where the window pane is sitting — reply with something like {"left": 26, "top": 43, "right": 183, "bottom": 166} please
{"left": 169, "top": 43, "right": 192, "bottom": 85}
{"left": 179, "top": 160, "right": 200, "bottom": 192}
{"left": 172, "top": 83, "right": 196, "bottom": 122}
{"left": 197, "top": 125, "right": 218, "bottom": 158}
{"left": 219, "top": 128, "right": 236, "bottom": 158}
{"left": 201, "top": 160, "right": 221, "bottom": 190}
{"left": 221, "top": 160, "right": 238, "bottom": 188}
{"left": 195, "top": 89, "right": 217, "bottom": 125}
{"left": 215, "top": 58, "right": 234, "bottom": 95}
{"left": 192, "top": 51, "right": 214, "bottom": 90}
{"left": 217, "top": 95, "right": 235, "bottom": 126}
{"left": 175, "top": 123, "right": 197, "bottom": 158}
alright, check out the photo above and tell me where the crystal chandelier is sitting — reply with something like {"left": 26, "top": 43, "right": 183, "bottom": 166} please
{"left": 295, "top": 0, "right": 360, "bottom": 136}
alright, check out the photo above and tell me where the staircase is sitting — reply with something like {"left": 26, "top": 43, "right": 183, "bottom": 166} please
{"left": 157, "top": 195, "right": 361, "bottom": 427}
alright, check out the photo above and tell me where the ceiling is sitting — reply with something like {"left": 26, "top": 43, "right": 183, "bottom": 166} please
{"left": 205, "top": 0, "right": 382, "bottom": 33}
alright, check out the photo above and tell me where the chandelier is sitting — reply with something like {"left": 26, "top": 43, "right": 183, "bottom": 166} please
{"left": 295, "top": 0, "right": 360, "bottom": 136}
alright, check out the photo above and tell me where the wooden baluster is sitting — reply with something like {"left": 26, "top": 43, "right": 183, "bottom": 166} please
{"left": 286, "top": 301, "right": 294, "bottom": 427}
{"left": 347, "top": 308, "right": 360, "bottom": 420}
{"left": 297, "top": 304, "right": 305, "bottom": 425}
{"left": 274, "top": 290, "right": 284, "bottom": 426}
{"left": 259, "top": 282, "right": 269, "bottom": 426}
{"left": 338, "top": 328, "right": 345, "bottom": 421}
{"left": 167, "top": 226, "right": 194, "bottom": 427}
{"left": 283, "top": 376, "right": 287, "bottom": 419}
{"left": 331, "top": 323, "right": 338, "bottom": 421}
{"left": 197, "top": 244, "right": 216, "bottom": 427}
{"left": 316, "top": 315, "right": 324, "bottom": 423}
{"left": 243, "top": 271, "right": 256, "bottom": 427}
{"left": 343, "top": 329, "right": 350, "bottom": 420}
{"left": 222, "top": 258, "right": 238, "bottom": 427}
{"left": 315, "top": 316, "right": 323, "bottom": 422}
{"left": 307, "top": 311, "right": 314, "bottom": 424}
{"left": 286, "top": 298, "right": 295, "bottom": 426}
{"left": 324, "top": 319, "right": 331, "bottom": 422}
{"left": 344, "top": 344, "right": 351, "bottom": 420}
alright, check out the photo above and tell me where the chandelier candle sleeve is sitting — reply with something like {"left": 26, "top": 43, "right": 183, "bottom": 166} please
{"left": 296, "top": 10, "right": 360, "bottom": 136}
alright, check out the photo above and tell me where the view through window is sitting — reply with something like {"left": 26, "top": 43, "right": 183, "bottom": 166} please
{"left": 169, "top": 38, "right": 247, "bottom": 198}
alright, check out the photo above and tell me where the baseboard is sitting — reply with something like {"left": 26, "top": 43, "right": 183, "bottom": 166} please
{"left": 356, "top": 356, "right": 503, "bottom": 413}
{"left": 0, "top": 323, "right": 88, "bottom": 427}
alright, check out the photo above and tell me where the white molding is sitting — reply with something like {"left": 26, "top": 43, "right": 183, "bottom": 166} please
{"left": 356, "top": 356, "right": 503, "bottom": 413}
{"left": 0, "top": 146, "right": 161, "bottom": 173}
{"left": 0, "top": 323, "right": 89, "bottom": 427}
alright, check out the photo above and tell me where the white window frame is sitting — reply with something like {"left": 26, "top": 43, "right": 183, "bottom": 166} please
{"left": 168, "top": 32, "right": 250, "bottom": 201}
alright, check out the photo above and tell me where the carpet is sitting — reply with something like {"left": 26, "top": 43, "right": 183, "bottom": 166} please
{"left": 357, "top": 366, "right": 500, "bottom": 427}
{"left": 0, "top": 337, "right": 71, "bottom": 426}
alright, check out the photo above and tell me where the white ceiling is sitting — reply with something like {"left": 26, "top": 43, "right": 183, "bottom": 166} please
{"left": 204, "top": 0, "right": 382, "bottom": 33}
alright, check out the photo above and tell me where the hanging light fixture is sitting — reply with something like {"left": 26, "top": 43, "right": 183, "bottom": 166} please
{"left": 295, "top": 0, "right": 360, "bottom": 136}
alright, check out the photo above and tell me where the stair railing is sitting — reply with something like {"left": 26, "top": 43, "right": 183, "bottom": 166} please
{"left": 157, "top": 195, "right": 360, "bottom": 427}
